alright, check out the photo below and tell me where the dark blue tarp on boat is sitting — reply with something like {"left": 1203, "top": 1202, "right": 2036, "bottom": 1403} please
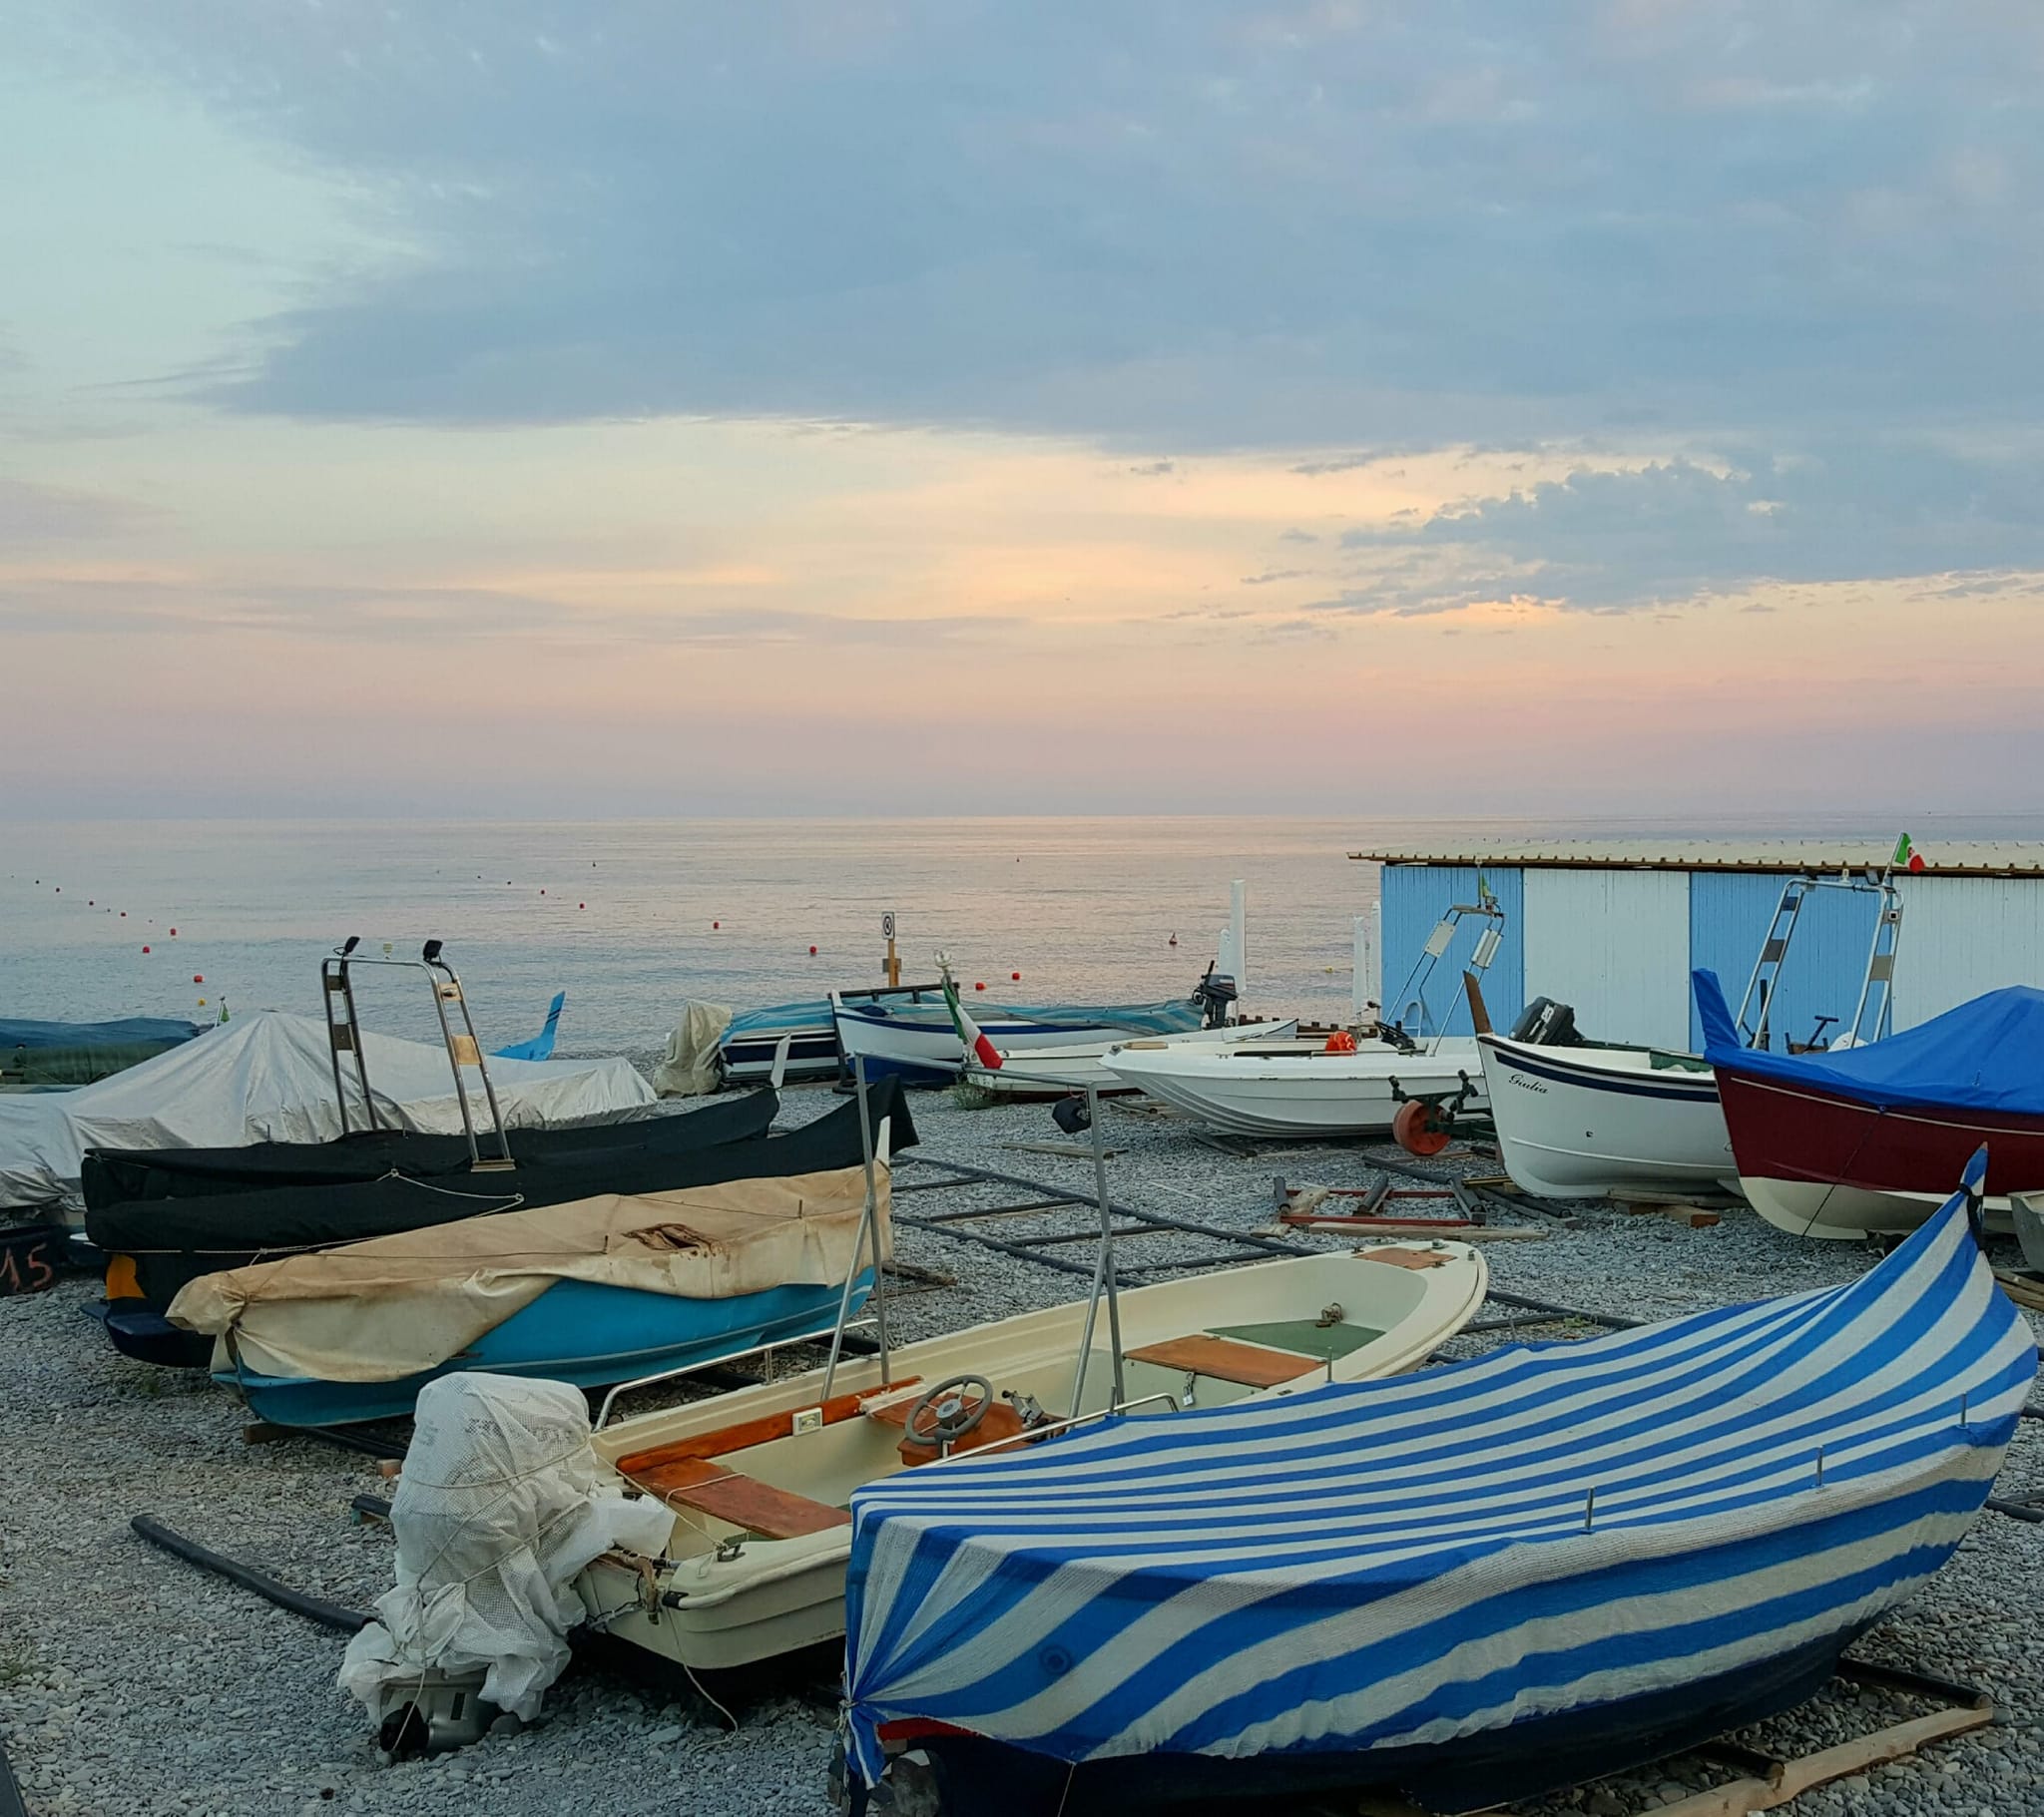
{"left": 1695, "top": 968, "right": 2044, "bottom": 1115}
{"left": 1, "top": 1018, "right": 206, "bottom": 1087}
{"left": 0, "top": 1018, "right": 205, "bottom": 1051}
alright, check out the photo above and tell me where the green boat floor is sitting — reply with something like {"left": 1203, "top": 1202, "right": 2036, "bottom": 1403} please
{"left": 1210, "top": 1319, "right": 1385, "bottom": 1362}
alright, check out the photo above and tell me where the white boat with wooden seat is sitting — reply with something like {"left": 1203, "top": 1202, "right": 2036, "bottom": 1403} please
{"left": 577, "top": 1240, "right": 1486, "bottom": 1670}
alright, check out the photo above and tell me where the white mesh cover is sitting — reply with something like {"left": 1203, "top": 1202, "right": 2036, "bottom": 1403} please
{"left": 340, "top": 1373, "right": 673, "bottom": 1722}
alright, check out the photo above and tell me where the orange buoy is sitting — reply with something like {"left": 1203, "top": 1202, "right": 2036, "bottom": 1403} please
{"left": 1322, "top": 1030, "right": 1357, "bottom": 1054}
{"left": 1391, "top": 1098, "right": 1452, "bottom": 1158}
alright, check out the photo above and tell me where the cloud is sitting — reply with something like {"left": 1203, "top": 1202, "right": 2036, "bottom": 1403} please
{"left": 1239, "top": 568, "right": 1310, "bottom": 586}
{"left": 43, "top": 4, "right": 2044, "bottom": 456}
{"left": 1328, "top": 442, "right": 2044, "bottom": 613}
{"left": 0, "top": 478, "right": 151, "bottom": 545}
{"left": 1278, "top": 528, "right": 1318, "bottom": 544}
{"left": 1127, "top": 460, "right": 1176, "bottom": 476}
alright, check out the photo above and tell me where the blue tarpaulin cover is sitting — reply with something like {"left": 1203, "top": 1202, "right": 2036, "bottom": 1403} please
{"left": 0, "top": 1018, "right": 204, "bottom": 1051}
{"left": 1695, "top": 968, "right": 2044, "bottom": 1116}
{"left": 839, "top": 1171, "right": 2033, "bottom": 1786}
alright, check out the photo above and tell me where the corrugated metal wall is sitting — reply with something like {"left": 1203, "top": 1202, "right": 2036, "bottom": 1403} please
{"left": 1378, "top": 864, "right": 1523, "bottom": 1036}
{"left": 1891, "top": 876, "right": 2044, "bottom": 1027}
{"left": 1523, "top": 869, "right": 1692, "bottom": 1048}
{"left": 1380, "top": 863, "right": 2043, "bottom": 1049}
{"left": 1686, "top": 874, "right": 1887, "bottom": 1051}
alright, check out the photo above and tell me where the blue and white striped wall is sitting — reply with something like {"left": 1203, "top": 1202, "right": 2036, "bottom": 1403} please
{"left": 1378, "top": 864, "right": 2044, "bottom": 1049}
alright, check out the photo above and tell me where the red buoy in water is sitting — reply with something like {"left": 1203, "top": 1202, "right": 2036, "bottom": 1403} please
{"left": 713, "top": 921, "right": 720, "bottom": 929}
{"left": 579, "top": 902, "right": 586, "bottom": 909}
{"left": 1391, "top": 1097, "right": 1452, "bottom": 1158}
{"left": 808, "top": 945, "right": 817, "bottom": 955}
{"left": 975, "top": 982, "right": 986, "bottom": 991}
{"left": 169, "top": 927, "right": 177, "bottom": 936}
{"left": 193, "top": 974, "right": 204, "bottom": 984}
{"left": 1011, "top": 971, "right": 1021, "bottom": 980}
{"left": 141, "top": 945, "right": 151, "bottom": 954}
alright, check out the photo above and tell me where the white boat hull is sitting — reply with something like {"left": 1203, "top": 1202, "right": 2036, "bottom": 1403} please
{"left": 962, "top": 1020, "right": 1300, "bottom": 1099}
{"left": 582, "top": 1242, "right": 1486, "bottom": 1669}
{"left": 1476, "top": 1034, "right": 1738, "bottom": 1201}
{"left": 1101, "top": 1038, "right": 1485, "bottom": 1137}
{"left": 1742, "top": 1174, "right": 2015, "bottom": 1240}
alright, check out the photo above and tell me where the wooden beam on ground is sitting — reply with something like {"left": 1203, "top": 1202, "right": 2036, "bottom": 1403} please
{"left": 1647, "top": 1703, "right": 1994, "bottom": 1817}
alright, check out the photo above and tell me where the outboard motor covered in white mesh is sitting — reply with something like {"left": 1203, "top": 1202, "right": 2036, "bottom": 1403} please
{"left": 340, "top": 1373, "right": 673, "bottom": 1736}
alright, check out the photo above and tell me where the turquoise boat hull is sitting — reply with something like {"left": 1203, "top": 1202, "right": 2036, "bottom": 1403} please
{"left": 217, "top": 1269, "right": 874, "bottom": 1428}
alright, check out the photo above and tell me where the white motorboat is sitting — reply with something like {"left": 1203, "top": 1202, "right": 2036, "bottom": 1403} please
{"left": 1476, "top": 1031, "right": 1735, "bottom": 1201}
{"left": 1100, "top": 1034, "right": 1485, "bottom": 1137}
{"left": 577, "top": 1239, "right": 1487, "bottom": 1670}
{"left": 961, "top": 1018, "right": 1301, "bottom": 1100}
{"left": 829, "top": 988, "right": 1209, "bottom": 1087}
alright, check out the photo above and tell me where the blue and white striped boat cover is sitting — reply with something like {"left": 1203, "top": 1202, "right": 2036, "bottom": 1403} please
{"left": 841, "top": 1180, "right": 2036, "bottom": 1786}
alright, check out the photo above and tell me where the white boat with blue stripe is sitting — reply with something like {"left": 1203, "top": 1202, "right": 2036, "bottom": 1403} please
{"left": 831, "top": 990, "right": 1206, "bottom": 1087}
{"left": 840, "top": 1150, "right": 2034, "bottom": 1814}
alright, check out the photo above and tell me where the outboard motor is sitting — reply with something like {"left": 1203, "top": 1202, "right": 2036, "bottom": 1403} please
{"left": 1510, "top": 996, "right": 1585, "bottom": 1048}
{"left": 1191, "top": 964, "right": 1239, "bottom": 1029}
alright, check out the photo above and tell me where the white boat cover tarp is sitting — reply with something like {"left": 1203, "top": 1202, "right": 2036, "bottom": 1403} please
{"left": 169, "top": 1163, "right": 887, "bottom": 1382}
{"left": 341, "top": 1374, "right": 676, "bottom": 1722}
{"left": 841, "top": 1167, "right": 2036, "bottom": 1786}
{"left": 653, "top": 1000, "right": 734, "bottom": 1098}
{"left": 0, "top": 1010, "right": 656, "bottom": 1213}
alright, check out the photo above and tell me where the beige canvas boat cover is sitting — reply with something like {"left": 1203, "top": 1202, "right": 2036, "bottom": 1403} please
{"left": 168, "top": 1162, "right": 887, "bottom": 1383}
{"left": 652, "top": 1000, "right": 734, "bottom": 1098}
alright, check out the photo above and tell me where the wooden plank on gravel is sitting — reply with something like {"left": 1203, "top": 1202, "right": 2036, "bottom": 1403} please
{"left": 1648, "top": 1702, "right": 1995, "bottom": 1817}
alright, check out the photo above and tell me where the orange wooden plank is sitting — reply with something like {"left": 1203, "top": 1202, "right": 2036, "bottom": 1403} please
{"left": 1124, "top": 1333, "right": 1316, "bottom": 1387}
{"left": 1352, "top": 1245, "right": 1449, "bottom": 1270}
{"left": 616, "top": 1375, "right": 922, "bottom": 1476}
{"left": 639, "top": 1456, "right": 850, "bottom": 1540}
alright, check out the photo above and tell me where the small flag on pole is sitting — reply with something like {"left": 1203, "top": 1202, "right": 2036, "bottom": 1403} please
{"left": 943, "top": 975, "right": 1003, "bottom": 1070}
{"left": 1892, "top": 833, "right": 1926, "bottom": 874}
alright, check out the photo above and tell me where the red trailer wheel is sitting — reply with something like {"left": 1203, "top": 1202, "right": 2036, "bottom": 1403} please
{"left": 1392, "top": 1097, "right": 1452, "bottom": 1157}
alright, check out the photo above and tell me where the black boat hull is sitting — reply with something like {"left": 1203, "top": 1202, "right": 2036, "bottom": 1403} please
{"left": 896, "top": 1620, "right": 1872, "bottom": 1816}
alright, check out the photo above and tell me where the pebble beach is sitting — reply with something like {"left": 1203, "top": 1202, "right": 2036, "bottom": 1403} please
{"left": 2, "top": 1083, "right": 2039, "bottom": 1817}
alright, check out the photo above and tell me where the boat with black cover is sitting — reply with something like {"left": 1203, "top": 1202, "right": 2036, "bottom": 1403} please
{"left": 89, "top": 1081, "right": 916, "bottom": 1368}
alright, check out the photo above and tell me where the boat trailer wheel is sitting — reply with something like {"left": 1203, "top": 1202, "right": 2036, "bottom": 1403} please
{"left": 1391, "top": 1096, "right": 1454, "bottom": 1158}
{"left": 908, "top": 1374, "right": 994, "bottom": 1446}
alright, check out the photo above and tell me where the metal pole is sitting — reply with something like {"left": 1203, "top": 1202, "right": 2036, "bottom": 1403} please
{"left": 1068, "top": 1085, "right": 1126, "bottom": 1418}
{"left": 1230, "top": 880, "right": 1249, "bottom": 1012}
{"left": 823, "top": 1059, "right": 889, "bottom": 1399}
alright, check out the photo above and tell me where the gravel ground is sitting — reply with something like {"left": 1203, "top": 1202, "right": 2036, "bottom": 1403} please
{"left": 2, "top": 1082, "right": 2039, "bottom": 1817}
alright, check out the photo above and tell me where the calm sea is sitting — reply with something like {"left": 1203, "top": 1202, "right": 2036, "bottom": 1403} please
{"left": 3, "top": 815, "right": 2033, "bottom": 1055}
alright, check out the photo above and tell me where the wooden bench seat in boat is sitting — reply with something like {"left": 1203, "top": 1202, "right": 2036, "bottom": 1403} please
{"left": 1123, "top": 1332, "right": 1318, "bottom": 1388}
{"left": 634, "top": 1455, "right": 850, "bottom": 1541}
{"left": 615, "top": 1375, "right": 923, "bottom": 1481}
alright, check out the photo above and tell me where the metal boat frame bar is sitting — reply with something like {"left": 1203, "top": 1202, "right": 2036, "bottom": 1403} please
{"left": 1734, "top": 866, "right": 1905, "bottom": 1051}
{"left": 318, "top": 937, "right": 513, "bottom": 1169}
{"left": 1385, "top": 897, "right": 1507, "bottom": 1045}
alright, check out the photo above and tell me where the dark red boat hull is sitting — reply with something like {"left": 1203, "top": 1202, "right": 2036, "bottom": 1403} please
{"left": 1716, "top": 1069, "right": 2044, "bottom": 1195}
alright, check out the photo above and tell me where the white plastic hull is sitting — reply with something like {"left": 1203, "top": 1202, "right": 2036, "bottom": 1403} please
{"left": 583, "top": 1242, "right": 1487, "bottom": 1669}
{"left": 962, "top": 1020, "right": 1300, "bottom": 1099}
{"left": 1476, "top": 1034, "right": 1737, "bottom": 1201}
{"left": 1742, "top": 1174, "right": 2015, "bottom": 1240}
{"left": 1101, "top": 1038, "right": 1485, "bottom": 1137}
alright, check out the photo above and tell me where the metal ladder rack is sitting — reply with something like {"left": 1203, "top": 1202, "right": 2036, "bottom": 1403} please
{"left": 319, "top": 936, "right": 514, "bottom": 1169}
{"left": 1734, "top": 864, "right": 1905, "bottom": 1050}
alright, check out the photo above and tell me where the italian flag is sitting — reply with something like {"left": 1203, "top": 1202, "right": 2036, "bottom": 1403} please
{"left": 1892, "top": 833, "right": 1926, "bottom": 874}
{"left": 944, "top": 977, "right": 1003, "bottom": 1070}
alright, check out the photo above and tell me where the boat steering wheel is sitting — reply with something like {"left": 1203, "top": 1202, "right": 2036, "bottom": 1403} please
{"left": 907, "top": 1374, "right": 994, "bottom": 1447}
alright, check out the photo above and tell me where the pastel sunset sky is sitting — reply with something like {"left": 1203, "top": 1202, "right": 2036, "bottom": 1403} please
{"left": 5, "top": 4, "right": 2042, "bottom": 817}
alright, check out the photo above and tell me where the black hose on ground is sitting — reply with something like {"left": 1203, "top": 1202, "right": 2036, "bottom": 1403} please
{"left": 0, "top": 1728, "right": 26, "bottom": 1817}
{"left": 129, "top": 1514, "right": 370, "bottom": 1634}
